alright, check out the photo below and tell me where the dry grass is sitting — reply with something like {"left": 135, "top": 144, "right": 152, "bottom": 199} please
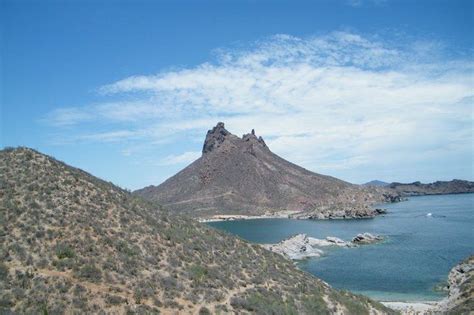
{"left": 0, "top": 147, "right": 396, "bottom": 314}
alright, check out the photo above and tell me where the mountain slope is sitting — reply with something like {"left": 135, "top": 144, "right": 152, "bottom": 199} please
{"left": 388, "top": 180, "right": 474, "bottom": 196}
{"left": 135, "top": 123, "right": 396, "bottom": 219}
{"left": 0, "top": 147, "right": 395, "bottom": 314}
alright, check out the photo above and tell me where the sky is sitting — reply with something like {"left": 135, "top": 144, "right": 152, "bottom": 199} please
{"left": 1, "top": 0, "right": 473, "bottom": 190}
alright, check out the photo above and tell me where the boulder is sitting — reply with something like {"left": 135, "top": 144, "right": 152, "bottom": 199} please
{"left": 352, "top": 233, "right": 383, "bottom": 244}
{"left": 262, "top": 234, "right": 353, "bottom": 260}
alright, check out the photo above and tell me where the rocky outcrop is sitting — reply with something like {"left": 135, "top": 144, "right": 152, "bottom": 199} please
{"left": 263, "top": 233, "right": 383, "bottom": 260}
{"left": 262, "top": 234, "right": 325, "bottom": 260}
{"left": 291, "top": 206, "right": 389, "bottom": 220}
{"left": 135, "top": 122, "right": 400, "bottom": 219}
{"left": 352, "top": 233, "right": 384, "bottom": 244}
{"left": 202, "top": 122, "right": 232, "bottom": 154}
{"left": 435, "top": 255, "right": 474, "bottom": 314}
{"left": 383, "top": 193, "right": 405, "bottom": 203}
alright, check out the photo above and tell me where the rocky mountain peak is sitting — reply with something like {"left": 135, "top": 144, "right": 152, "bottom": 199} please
{"left": 203, "top": 122, "right": 267, "bottom": 154}
{"left": 202, "top": 122, "right": 230, "bottom": 154}
{"left": 136, "top": 122, "right": 400, "bottom": 218}
{"left": 242, "top": 128, "right": 267, "bottom": 148}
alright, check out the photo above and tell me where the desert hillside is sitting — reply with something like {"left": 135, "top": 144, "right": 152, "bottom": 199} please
{"left": 0, "top": 147, "right": 395, "bottom": 314}
{"left": 388, "top": 180, "right": 474, "bottom": 196}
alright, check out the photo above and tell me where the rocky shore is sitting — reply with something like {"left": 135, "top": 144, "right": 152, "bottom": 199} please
{"left": 434, "top": 255, "right": 473, "bottom": 313}
{"left": 197, "top": 210, "right": 300, "bottom": 222}
{"left": 382, "top": 255, "right": 473, "bottom": 314}
{"left": 262, "top": 233, "right": 383, "bottom": 260}
{"left": 198, "top": 208, "right": 390, "bottom": 222}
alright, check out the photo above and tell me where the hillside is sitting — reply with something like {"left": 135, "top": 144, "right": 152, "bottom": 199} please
{"left": 363, "top": 180, "right": 389, "bottom": 187}
{"left": 0, "top": 147, "right": 395, "bottom": 314}
{"left": 135, "top": 123, "right": 397, "bottom": 219}
{"left": 388, "top": 180, "right": 474, "bottom": 196}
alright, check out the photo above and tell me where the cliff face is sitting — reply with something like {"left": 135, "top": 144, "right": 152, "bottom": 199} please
{"left": 436, "top": 255, "right": 474, "bottom": 314}
{"left": 135, "top": 122, "right": 397, "bottom": 219}
{"left": 388, "top": 180, "right": 474, "bottom": 196}
{"left": 0, "top": 147, "right": 395, "bottom": 314}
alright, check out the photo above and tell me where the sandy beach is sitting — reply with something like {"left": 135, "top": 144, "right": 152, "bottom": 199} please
{"left": 197, "top": 210, "right": 301, "bottom": 222}
{"left": 382, "top": 301, "right": 438, "bottom": 314}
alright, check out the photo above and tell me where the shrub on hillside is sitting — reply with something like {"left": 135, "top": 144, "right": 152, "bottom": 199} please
{"left": 75, "top": 264, "right": 102, "bottom": 282}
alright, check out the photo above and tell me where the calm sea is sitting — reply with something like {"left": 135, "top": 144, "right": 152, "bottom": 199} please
{"left": 208, "top": 194, "right": 474, "bottom": 301}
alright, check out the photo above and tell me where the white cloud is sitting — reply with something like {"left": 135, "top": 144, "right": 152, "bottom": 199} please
{"left": 42, "top": 31, "right": 473, "bottom": 183}
{"left": 158, "top": 151, "right": 201, "bottom": 166}
{"left": 77, "top": 130, "right": 145, "bottom": 142}
{"left": 43, "top": 108, "right": 94, "bottom": 126}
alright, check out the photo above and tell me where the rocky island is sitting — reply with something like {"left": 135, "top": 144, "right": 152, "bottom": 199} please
{"left": 262, "top": 233, "right": 384, "bottom": 260}
{"left": 135, "top": 122, "right": 400, "bottom": 221}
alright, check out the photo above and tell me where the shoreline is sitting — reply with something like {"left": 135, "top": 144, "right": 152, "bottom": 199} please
{"left": 197, "top": 210, "right": 386, "bottom": 222}
{"left": 197, "top": 210, "right": 300, "bottom": 222}
{"left": 199, "top": 193, "right": 474, "bottom": 223}
{"left": 381, "top": 301, "right": 438, "bottom": 314}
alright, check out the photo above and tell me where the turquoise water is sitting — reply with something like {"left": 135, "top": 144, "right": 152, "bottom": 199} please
{"left": 208, "top": 194, "right": 474, "bottom": 301}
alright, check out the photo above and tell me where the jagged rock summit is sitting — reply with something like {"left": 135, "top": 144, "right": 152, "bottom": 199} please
{"left": 135, "top": 123, "right": 395, "bottom": 218}
{"left": 202, "top": 122, "right": 267, "bottom": 155}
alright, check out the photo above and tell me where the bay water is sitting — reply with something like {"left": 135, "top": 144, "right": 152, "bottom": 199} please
{"left": 208, "top": 194, "right": 474, "bottom": 301}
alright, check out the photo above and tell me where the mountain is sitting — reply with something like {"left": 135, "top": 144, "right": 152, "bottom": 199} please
{"left": 0, "top": 147, "right": 395, "bottom": 314}
{"left": 388, "top": 180, "right": 474, "bottom": 196}
{"left": 135, "top": 123, "right": 397, "bottom": 219}
{"left": 363, "top": 180, "right": 389, "bottom": 187}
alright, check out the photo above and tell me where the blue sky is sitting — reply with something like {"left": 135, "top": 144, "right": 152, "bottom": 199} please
{"left": 1, "top": 0, "right": 473, "bottom": 190}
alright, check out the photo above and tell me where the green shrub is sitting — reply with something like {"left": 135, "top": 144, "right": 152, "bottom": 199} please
{"left": 75, "top": 264, "right": 102, "bottom": 282}
{"left": 52, "top": 258, "right": 75, "bottom": 271}
{"left": 56, "top": 243, "right": 75, "bottom": 259}
{"left": 188, "top": 264, "right": 208, "bottom": 283}
{"left": 330, "top": 291, "right": 370, "bottom": 315}
{"left": 134, "top": 288, "right": 143, "bottom": 304}
{"left": 106, "top": 294, "right": 126, "bottom": 306}
{"left": 198, "top": 306, "right": 211, "bottom": 315}
{"left": 231, "top": 291, "right": 298, "bottom": 315}
{"left": 0, "top": 262, "right": 8, "bottom": 280}
{"left": 302, "top": 293, "right": 330, "bottom": 315}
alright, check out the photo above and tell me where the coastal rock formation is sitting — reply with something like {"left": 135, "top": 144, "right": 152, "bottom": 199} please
{"left": 263, "top": 233, "right": 383, "bottom": 260}
{"left": 135, "top": 122, "right": 400, "bottom": 219}
{"left": 0, "top": 147, "right": 396, "bottom": 314}
{"left": 262, "top": 234, "right": 326, "bottom": 260}
{"left": 435, "top": 255, "right": 474, "bottom": 314}
{"left": 352, "top": 233, "right": 384, "bottom": 244}
{"left": 388, "top": 180, "right": 474, "bottom": 196}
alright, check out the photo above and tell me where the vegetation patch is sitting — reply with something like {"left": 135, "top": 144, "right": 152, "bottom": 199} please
{"left": 0, "top": 263, "right": 9, "bottom": 280}
{"left": 188, "top": 264, "right": 208, "bottom": 283}
{"left": 231, "top": 290, "right": 299, "bottom": 315}
{"left": 75, "top": 264, "right": 102, "bottom": 282}
{"left": 0, "top": 147, "right": 394, "bottom": 314}
{"left": 55, "top": 243, "right": 75, "bottom": 259}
